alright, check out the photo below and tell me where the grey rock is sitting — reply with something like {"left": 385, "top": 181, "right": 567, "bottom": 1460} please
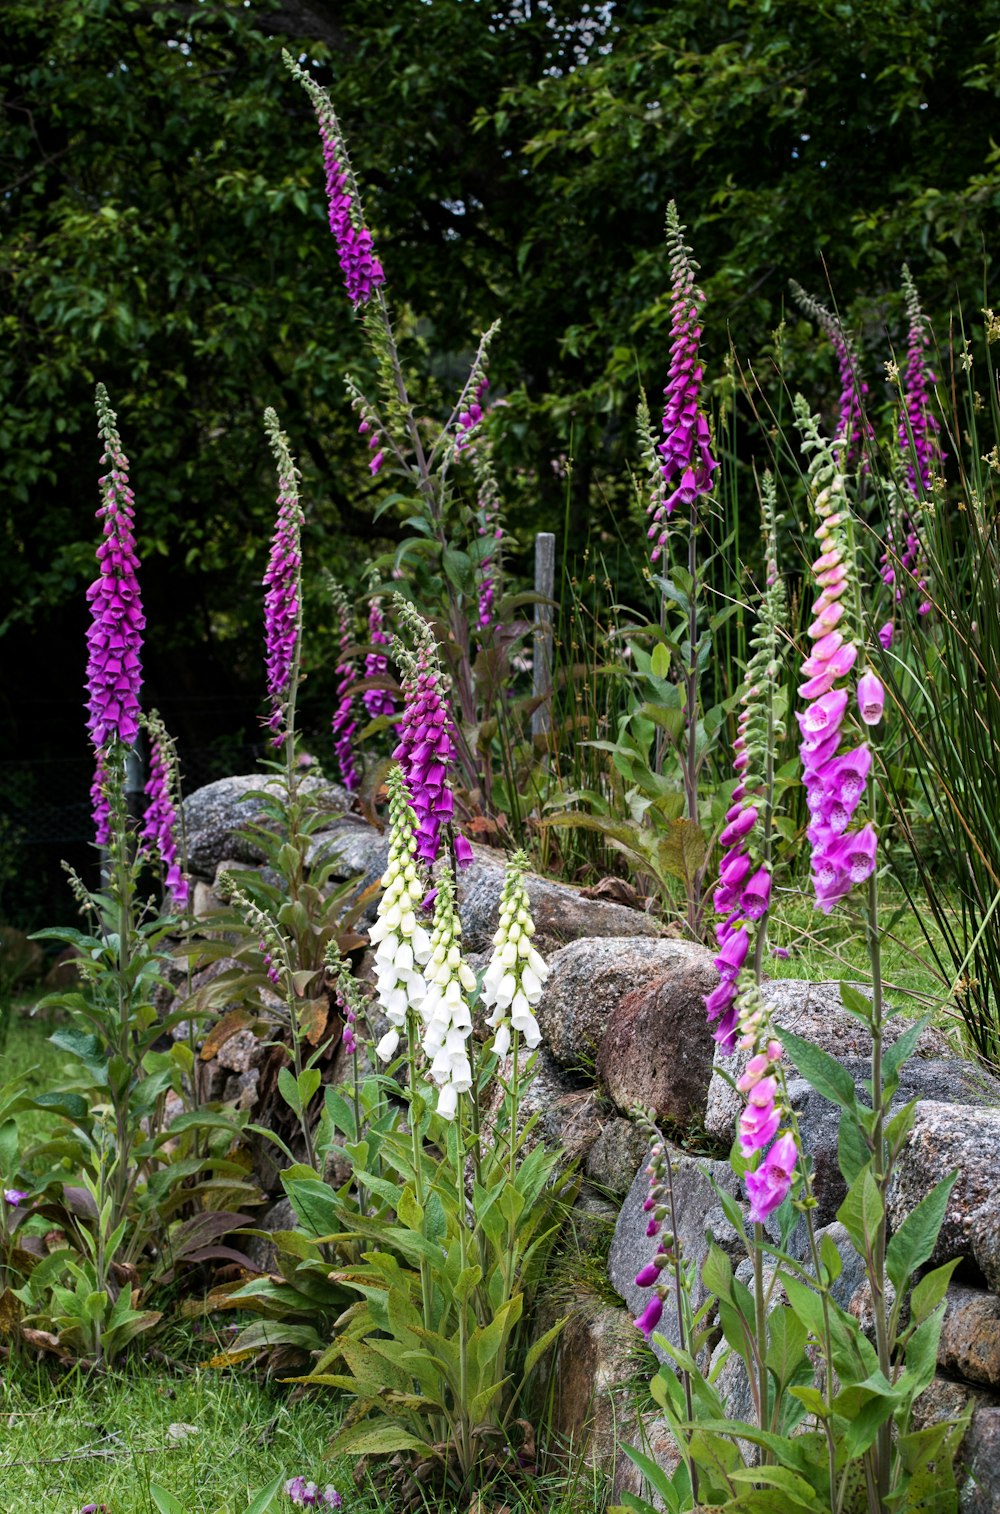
{"left": 609, "top": 1141, "right": 740, "bottom": 1365}
{"left": 595, "top": 951, "right": 719, "bottom": 1124}
{"left": 550, "top": 1301, "right": 681, "bottom": 1503}
{"left": 814, "top": 1220, "right": 867, "bottom": 1311}
{"left": 888, "top": 1101, "right": 1000, "bottom": 1294}
{"left": 939, "top": 1285, "right": 1000, "bottom": 1390}
{"left": 961, "top": 1405, "right": 1000, "bottom": 1513}
{"left": 705, "top": 978, "right": 951, "bottom": 1140}
{"left": 480, "top": 1046, "right": 601, "bottom": 1164}
{"left": 585, "top": 1117, "right": 655, "bottom": 1199}
{"left": 306, "top": 816, "right": 389, "bottom": 893}
{"left": 241, "top": 1195, "right": 297, "bottom": 1274}
{"left": 221, "top": 1067, "right": 260, "bottom": 1111}
{"left": 215, "top": 1026, "right": 262, "bottom": 1075}
{"left": 538, "top": 937, "right": 715, "bottom": 1072}
{"left": 183, "top": 773, "right": 349, "bottom": 878}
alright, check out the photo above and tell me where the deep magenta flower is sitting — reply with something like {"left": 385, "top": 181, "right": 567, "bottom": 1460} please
{"left": 263, "top": 412, "right": 304, "bottom": 747}
{"left": 634, "top": 1292, "right": 665, "bottom": 1341}
{"left": 646, "top": 203, "right": 718, "bottom": 564}
{"left": 857, "top": 670, "right": 885, "bottom": 725}
{"left": 86, "top": 386, "right": 144, "bottom": 750}
{"left": 363, "top": 599, "right": 396, "bottom": 720}
{"left": 899, "top": 266, "right": 942, "bottom": 498}
{"left": 139, "top": 725, "right": 189, "bottom": 909}
{"left": 790, "top": 282, "right": 873, "bottom": 468}
{"left": 745, "top": 1132, "right": 798, "bottom": 1223}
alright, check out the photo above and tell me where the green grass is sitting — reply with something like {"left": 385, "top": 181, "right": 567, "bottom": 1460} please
{"left": 0, "top": 1348, "right": 354, "bottom": 1514}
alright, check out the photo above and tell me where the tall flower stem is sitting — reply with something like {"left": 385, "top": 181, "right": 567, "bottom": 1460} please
{"left": 664, "top": 1153, "right": 697, "bottom": 1505}
{"left": 406, "top": 1011, "right": 434, "bottom": 1333}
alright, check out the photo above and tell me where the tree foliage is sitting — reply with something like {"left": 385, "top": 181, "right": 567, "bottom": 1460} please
{"left": 3, "top": 0, "right": 1000, "bottom": 766}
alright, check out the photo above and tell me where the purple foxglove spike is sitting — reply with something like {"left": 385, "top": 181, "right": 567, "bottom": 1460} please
{"left": 857, "top": 669, "right": 885, "bottom": 725}
{"left": 330, "top": 584, "right": 360, "bottom": 791}
{"left": 139, "top": 731, "right": 189, "bottom": 909}
{"left": 363, "top": 599, "right": 397, "bottom": 720}
{"left": 87, "top": 387, "right": 145, "bottom": 750}
{"left": 646, "top": 204, "right": 717, "bottom": 562}
{"left": 634, "top": 1292, "right": 664, "bottom": 1340}
{"left": 263, "top": 414, "right": 304, "bottom": 747}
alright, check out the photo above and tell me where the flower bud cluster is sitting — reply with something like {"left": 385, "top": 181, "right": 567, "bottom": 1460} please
{"left": 139, "top": 711, "right": 189, "bottom": 909}
{"left": 645, "top": 202, "right": 718, "bottom": 565}
{"left": 368, "top": 769, "right": 432, "bottom": 1062}
{"left": 631, "top": 1136, "right": 678, "bottom": 1340}
{"left": 328, "top": 578, "right": 359, "bottom": 792}
{"left": 418, "top": 869, "right": 477, "bottom": 1120}
{"left": 481, "top": 853, "right": 547, "bottom": 1058}
{"left": 325, "top": 944, "right": 370, "bottom": 1058}
{"left": 470, "top": 426, "right": 505, "bottom": 633}
{"left": 220, "top": 874, "right": 289, "bottom": 994}
{"left": 705, "top": 480, "right": 785, "bottom": 1054}
{"left": 262, "top": 410, "right": 303, "bottom": 748}
{"left": 796, "top": 404, "right": 881, "bottom": 913}
{"left": 90, "top": 749, "right": 111, "bottom": 849}
{"left": 363, "top": 598, "right": 396, "bottom": 720}
{"left": 284, "top": 54, "right": 385, "bottom": 310}
{"left": 86, "top": 385, "right": 145, "bottom": 752}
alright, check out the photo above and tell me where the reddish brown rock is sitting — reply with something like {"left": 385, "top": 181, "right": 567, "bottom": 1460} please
{"left": 595, "top": 955, "right": 718, "bottom": 1123}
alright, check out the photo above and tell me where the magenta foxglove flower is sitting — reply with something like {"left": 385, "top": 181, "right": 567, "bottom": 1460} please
{"left": 745, "top": 1132, "right": 798, "bottom": 1223}
{"left": 262, "top": 412, "right": 304, "bottom": 747}
{"left": 139, "top": 725, "right": 189, "bottom": 909}
{"left": 646, "top": 203, "right": 718, "bottom": 564}
{"left": 634, "top": 1292, "right": 664, "bottom": 1340}
{"left": 899, "top": 266, "right": 942, "bottom": 498}
{"left": 790, "top": 282, "right": 873, "bottom": 468}
{"left": 86, "top": 386, "right": 144, "bottom": 750}
{"left": 857, "top": 670, "right": 885, "bottom": 725}
{"left": 363, "top": 599, "right": 396, "bottom": 720}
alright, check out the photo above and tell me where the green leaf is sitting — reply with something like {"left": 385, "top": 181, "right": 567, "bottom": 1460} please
{"left": 883, "top": 1017, "right": 930, "bottom": 1084}
{"left": 522, "top": 1314, "right": 568, "bottom": 1379}
{"left": 297, "top": 1067, "right": 321, "bottom": 1110}
{"left": 650, "top": 641, "right": 670, "bottom": 680}
{"left": 278, "top": 1066, "right": 302, "bottom": 1118}
{"left": 329, "top": 1421, "right": 431, "bottom": 1457}
{"left": 886, "top": 1172, "right": 957, "bottom": 1292}
{"left": 910, "top": 1257, "right": 961, "bottom": 1325}
{"left": 775, "top": 1027, "right": 857, "bottom": 1111}
{"left": 150, "top": 1488, "right": 187, "bottom": 1514}
{"left": 838, "top": 983, "right": 873, "bottom": 1024}
{"left": 246, "top": 1474, "right": 286, "bottom": 1514}
{"left": 838, "top": 1106, "right": 869, "bottom": 1185}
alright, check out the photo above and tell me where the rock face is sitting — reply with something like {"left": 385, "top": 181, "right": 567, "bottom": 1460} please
{"left": 594, "top": 955, "right": 719, "bottom": 1124}
{"left": 939, "top": 1286, "right": 1000, "bottom": 1389}
{"left": 538, "top": 937, "right": 715, "bottom": 1072}
{"left": 550, "top": 1302, "right": 682, "bottom": 1504}
{"left": 585, "top": 1118, "right": 656, "bottom": 1199}
{"left": 184, "top": 774, "right": 350, "bottom": 877}
{"left": 704, "top": 978, "right": 951, "bottom": 1139}
{"left": 888, "top": 1101, "right": 1000, "bottom": 1293}
{"left": 608, "top": 1142, "right": 740, "bottom": 1365}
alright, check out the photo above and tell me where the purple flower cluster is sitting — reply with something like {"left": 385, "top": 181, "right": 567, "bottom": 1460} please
{"left": 263, "top": 414, "right": 303, "bottom": 748}
{"left": 393, "top": 646, "right": 460, "bottom": 867}
{"left": 363, "top": 599, "right": 396, "bottom": 720}
{"left": 455, "top": 377, "right": 488, "bottom": 455}
{"left": 90, "top": 750, "right": 111, "bottom": 849}
{"left": 646, "top": 204, "right": 718, "bottom": 564}
{"left": 140, "top": 730, "right": 189, "bottom": 909}
{"left": 330, "top": 584, "right": 359, "bottom": 792}
{"left": 86, "top": 386, "right": 144, "bottom": 751}
{"left": 357, "top": 413, "right": 385, "bottom": 478}
{"left": 899, "top": 267, "right": 942, "bottom": 500}
{"left": 790, "top": 283, "right": 873, "bottom": 468}
{"left": 391, "top": 606, "right": 473, "bottom": 869}
{"left": 283, "top": 1477, "right": 342, "bottom": 1508}
{"left": 320, "top": 125, "right": 385, "bottom": 308}
{"left": 799, "top": 480, "right": 882, "bottom": 913}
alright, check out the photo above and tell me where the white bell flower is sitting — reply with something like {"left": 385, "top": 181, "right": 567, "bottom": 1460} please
{"left": 480, "top": 854, "right": 547, "bottom": 1056}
